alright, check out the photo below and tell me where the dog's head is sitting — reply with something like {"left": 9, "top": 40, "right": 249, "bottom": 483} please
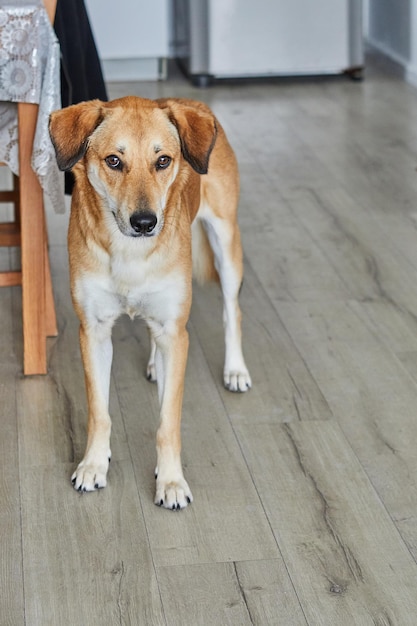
{"left": 49, "top": 96, "right": 217, "bottom": 238}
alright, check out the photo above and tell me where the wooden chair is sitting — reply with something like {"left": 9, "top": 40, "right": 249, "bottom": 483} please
{"left": 0, "top": 0, "right": 58, "bottom": 375}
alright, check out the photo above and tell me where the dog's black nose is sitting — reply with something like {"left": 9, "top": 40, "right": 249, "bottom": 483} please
{"left": 129, "top": 210, "right": 157, "bottom": 236}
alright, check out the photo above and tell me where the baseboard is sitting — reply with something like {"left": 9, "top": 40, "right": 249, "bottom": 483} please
{"left": 101, "top": 58, "right": 167, "bottom": 82}
{"left": 406, "top": 64, "right": 417, "bottom": 89}
{"left": 366, "top": 37, "right": 410, "bottom": 79}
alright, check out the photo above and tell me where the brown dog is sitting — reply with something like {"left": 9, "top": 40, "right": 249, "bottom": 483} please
{"left": 49, "top": 96, "right": 251, "bottom": 509}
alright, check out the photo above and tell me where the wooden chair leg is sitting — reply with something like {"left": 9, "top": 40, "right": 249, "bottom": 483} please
{"left": 18, "top": 102, "right": 47, "bottom": 375}
{"left": 44, "top": 234, "right": 58, "bottom": 338}
{"left": 0, "top": 1, "right": 59, "bottom": 375}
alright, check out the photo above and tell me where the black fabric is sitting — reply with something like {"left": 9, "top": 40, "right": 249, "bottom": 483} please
{"left": 54, "top": 0, "right": 108, "bottom": 193}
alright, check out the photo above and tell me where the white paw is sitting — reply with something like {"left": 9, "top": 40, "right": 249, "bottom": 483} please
{"left": 71, "top": 451, "right": 111, "bottom": 492}
{"left": 224, "top": 368, "right": 252, "bottom": 393}
{"left": 154, "top": 472, "right": 193, "bottom": 510}
{"left": 146, "top": 361, "right": 157, "bottom": 383}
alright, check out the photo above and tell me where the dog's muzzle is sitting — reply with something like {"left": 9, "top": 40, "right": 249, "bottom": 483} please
{"left": 129, "top": 210, "right": 157, "bottom": 237}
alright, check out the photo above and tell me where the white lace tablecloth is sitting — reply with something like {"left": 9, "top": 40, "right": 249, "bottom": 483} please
{"left": 0, "top": 0, "right": 64, "bottom": 212}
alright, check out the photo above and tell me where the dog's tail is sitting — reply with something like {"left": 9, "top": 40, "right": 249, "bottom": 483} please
{"left": 191, "top": 219, "right": 219, "bottom": 284}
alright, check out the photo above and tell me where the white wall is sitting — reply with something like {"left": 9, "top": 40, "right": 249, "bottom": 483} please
{"left": 85, "top": 0, "right": 169, "bottom": 81}
{"left": 366, "top": 0, "right": 417, "bottom": 86}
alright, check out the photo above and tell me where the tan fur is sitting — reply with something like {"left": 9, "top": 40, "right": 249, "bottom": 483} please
{"left": 49, "top": 96, "right": 251, "bottom": 509}
{"left": 192, "top": 219, "right": 219, "bottom": 284}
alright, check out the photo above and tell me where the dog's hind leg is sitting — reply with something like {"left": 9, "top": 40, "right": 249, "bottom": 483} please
{"left": 146, "top": 330, "right": 157, "bottom": 383}
{"left": 201, "top": 214, "right": 251, "bottom": 392}
{"left": 71, "top": 320, "right": 113, "bottom": 491}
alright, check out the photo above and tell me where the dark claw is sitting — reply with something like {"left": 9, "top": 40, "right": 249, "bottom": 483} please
{"left": 159, "top": 499, "right": 164, "bottom": 506}
{"left": 172, "top": 503, "right": 176, "bottom": 510}
{"left": 176, "top": 503, "right": 181, "bottom": 510}
{"left": 94, "top": 483, "right": 99, "bottom": 489}
{"left": 186, "top": 496, "right": 191, "bottom": 504}
{"left": 71, "top": 477, "right": 76, "bottom": 485}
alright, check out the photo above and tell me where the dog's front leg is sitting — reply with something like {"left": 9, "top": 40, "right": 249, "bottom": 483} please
{"left": 71, "top": 320, "right": 113, "bottom": 491}
{"left": 152, "top": 321, "right": 193, "bottom": 510}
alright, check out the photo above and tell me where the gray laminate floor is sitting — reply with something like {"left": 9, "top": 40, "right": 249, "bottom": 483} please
{"left": 2, "top": 54, "right": 417, "bottom": 625}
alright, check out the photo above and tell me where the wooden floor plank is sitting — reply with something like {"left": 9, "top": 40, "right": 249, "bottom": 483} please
{"left": 279, "top": 300, "right": 417, "bottom": 561}
{"left": 0, "top": 368, "right": 24, "bottom": 625}
{"left": 235, "top": 420, "right": 417, "bottom": 625}
{"left": 234, "top": 559, "right": 308, "bottom": 625}
{"left": 0, "top": 196, "right": 23, "bottom": 626}
{"left": 349, "top": 299, "right": 417, "bottom": 355}
{"left": 281, "top": 185, "right": 417, "bottom": 310}
{"left": 0, "top": 287, "right": 15, "bottom": 361}
{"left": 21, "top": 461, "right": 165, "bottom": 626}
{"left": 157, "top": 562, "right": 253, "bottom": 626}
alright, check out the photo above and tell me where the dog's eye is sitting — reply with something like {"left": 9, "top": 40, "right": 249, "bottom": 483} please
{"left": 105, "top": 155, "right": 122, "bottom": 170}
{"left": 156, "top": 155, "right": 171, "bottom": 170}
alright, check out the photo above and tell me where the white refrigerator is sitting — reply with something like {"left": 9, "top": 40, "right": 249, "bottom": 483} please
{"left": 173, "top": 0, "right": 363, "bottom": 86}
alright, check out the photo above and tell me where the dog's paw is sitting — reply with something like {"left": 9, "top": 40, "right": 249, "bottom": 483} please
{"left": 224, "top": 368, "right": 252, "bottom": 393}
{"left": 71, "top": 452, "right": 111, "bottom": 492}
{"left": 154, "top": 475, "right": 193, "bottom": 510}
{"left": 146, "top": 361, "right": 157, "bottom": 383}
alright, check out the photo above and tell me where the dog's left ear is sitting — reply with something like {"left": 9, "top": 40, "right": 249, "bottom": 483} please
{"left": 158, "top": 99, "right": 217, "bottom": 174}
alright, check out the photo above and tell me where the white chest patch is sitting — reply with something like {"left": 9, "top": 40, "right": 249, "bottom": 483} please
{"left": 74, "top": 249, "right": 187, "bottom": 328}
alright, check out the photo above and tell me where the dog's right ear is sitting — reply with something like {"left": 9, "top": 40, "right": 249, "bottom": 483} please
{"left": 49, "top": 100, "right": 105, "bottom": 171}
